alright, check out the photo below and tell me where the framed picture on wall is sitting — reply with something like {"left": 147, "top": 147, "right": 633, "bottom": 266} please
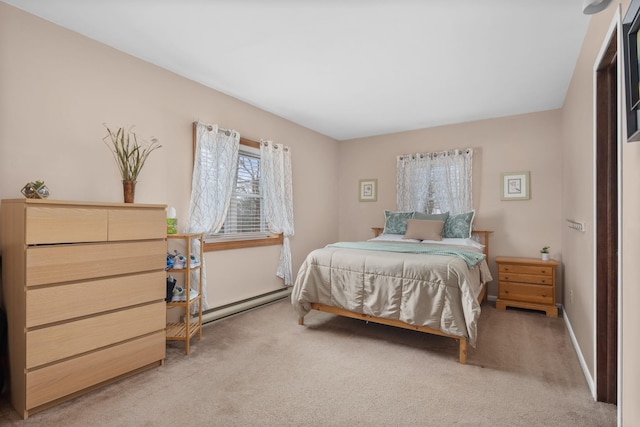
{"left": 623, "top": 0, "right": 640, "bottom": 141}
{"left": 359, "top": 179, "right": 377, "bottom": 202}
{"left": 501, "top": 171, "right": 530, "bottom": 201}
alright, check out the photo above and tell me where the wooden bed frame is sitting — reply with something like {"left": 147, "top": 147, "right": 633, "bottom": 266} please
{"left": 297, "top": 229, "right": 492, "bottom": 364}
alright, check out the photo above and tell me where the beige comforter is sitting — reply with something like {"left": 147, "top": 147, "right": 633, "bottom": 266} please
{"left": 291, "top": 243, "right": 493, "bottom": 346}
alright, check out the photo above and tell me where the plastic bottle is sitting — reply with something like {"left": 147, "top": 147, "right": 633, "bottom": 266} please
{"left": 167, "top": 206, "right": 177, "bottom": 234}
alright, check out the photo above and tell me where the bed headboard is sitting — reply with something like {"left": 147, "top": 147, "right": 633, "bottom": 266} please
{"left": 471, "top": 230, "right": 492, "bottom": 259}
{"left": 371, "top": 227, "right": 492, "bottom": 259}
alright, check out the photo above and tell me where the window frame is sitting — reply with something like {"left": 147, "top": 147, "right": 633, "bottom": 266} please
{"left": 192, "top": 130, "right": 282, "bottom": 252}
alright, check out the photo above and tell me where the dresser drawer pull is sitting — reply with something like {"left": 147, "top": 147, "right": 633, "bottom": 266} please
{"left": 504, "top": 275, "right": 510, "bottom": 280}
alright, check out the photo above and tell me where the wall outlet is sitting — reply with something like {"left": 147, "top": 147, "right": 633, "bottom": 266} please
{"left": 569, "top": 289, "right": 574, "bottom": 304}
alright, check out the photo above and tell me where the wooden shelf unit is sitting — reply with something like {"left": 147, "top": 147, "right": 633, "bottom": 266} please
{"left": 0, "top": 199, "right": 167, "bottom": 419}
{"left": 166, "top": 233, "right": 203, "bottom": 355}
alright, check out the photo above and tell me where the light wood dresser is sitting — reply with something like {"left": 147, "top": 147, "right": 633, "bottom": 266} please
{"left": 0, "top": 199, "right": 167, "bottom": 419}
{"left": 495, "top": 256, "right": 559, "bottom": 317}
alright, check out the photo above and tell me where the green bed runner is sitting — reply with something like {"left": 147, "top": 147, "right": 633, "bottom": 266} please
{"left": 326, "top": 242, "right": 485, "bottom": 268}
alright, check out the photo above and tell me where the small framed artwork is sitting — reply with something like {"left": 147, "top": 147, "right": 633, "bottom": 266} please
{"left": 359, "top": 179, "right": 377, "bottom": 202}
{"left": 623, "top": 0, "right": 640, "bottom": 141}
{"left": 501, "top": 171, "right": 530, "bottom": 201}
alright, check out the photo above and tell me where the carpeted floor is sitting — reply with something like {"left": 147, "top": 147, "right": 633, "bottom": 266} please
{"left": 0, "top": 300, "right": 616, "bottom": 426}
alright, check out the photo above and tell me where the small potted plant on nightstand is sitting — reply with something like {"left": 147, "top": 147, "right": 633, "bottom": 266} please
{"left": 540, "top": 246, "right": 550, "bottom": 261}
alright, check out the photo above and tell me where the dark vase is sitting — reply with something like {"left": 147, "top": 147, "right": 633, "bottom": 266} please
{"left": 122, "top": 180, "right": 136, "bottom": 203}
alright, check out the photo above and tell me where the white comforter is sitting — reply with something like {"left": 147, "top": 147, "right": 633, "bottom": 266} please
{"left": 291, "top": 242, "right": 492, "bottom": 346}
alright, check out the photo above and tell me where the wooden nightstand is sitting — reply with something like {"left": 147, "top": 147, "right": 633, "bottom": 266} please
{"left": 495, "top": 256, "right": 558, "bottom": 317}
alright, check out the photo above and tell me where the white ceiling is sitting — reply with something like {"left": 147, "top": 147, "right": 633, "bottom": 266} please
{"left": 3, "top": 0, "right": 591, "bottom": 140}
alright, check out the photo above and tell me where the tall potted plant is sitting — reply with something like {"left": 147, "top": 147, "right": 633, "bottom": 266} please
{"left": 103, "top": 125, "right": 161, "bottom": 203}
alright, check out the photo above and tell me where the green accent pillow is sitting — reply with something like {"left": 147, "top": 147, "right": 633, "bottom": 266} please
{"left": 442, "top": 211, "right": 475, "bottom": 238}
{"left": 413, "top": 211, "right": 450, "bottom": 222}
{"left": 383, "top": 210, "right": 415, "bottom": 235}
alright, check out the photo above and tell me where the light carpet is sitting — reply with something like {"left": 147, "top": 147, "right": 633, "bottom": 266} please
{"left": 0, "top": 300, "right": 616, "bottom": 426}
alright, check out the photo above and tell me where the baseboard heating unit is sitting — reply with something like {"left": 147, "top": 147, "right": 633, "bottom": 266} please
{"left": 198, "top": 287, "right": 292, "bottom": 324}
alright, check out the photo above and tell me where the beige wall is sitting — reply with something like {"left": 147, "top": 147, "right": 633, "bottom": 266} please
{"left": 560, "top": 0, "right": 616, "bottom": 396}
{"left": 621, "top": 115, "right": 640, "bottom": 423}
{"left": 562, "top": 1, "right": 638, "bottom": 424}
{"left": 338, "top": 110, "right": 564, "bottom": 299}
{"left": 0, "top": 3, "right": 340, "bottom": 309}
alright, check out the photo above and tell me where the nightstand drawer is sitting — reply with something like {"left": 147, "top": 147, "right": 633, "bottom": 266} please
{"left": 499, "top": 281, "right": 553, "bottom": 305}
{"left": 498, "top": 272, "right": 553, "bottom": 285}
{"left": 498, "top": 264, "right": 554, "bottom": 276}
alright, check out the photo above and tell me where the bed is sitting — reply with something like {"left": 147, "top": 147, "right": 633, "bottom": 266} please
{"left": 291, "top": 223, "right": 492, "bottom": 364}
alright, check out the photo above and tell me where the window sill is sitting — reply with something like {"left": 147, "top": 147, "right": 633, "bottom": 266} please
{"left": 203, "top": 233, "right": 283, "bottom": 252}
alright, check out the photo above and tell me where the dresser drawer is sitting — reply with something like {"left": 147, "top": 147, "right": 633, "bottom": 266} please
{"left": 26, "top": 240, "right": 166, "bottom": 286}
{"left": 108, "top": 208, "right": 166, "bottom": 241}
{"left": 499, "top": 281, "right": 553, "bottom": 305}
{"left": 26, "top": 331, "right": 165, "bottom": 409}
{"left": 26, "top": 206, "right": 108, "bottom": 244}
{"left": 26, "top": 302, "right": 165, "bottom": 368}
{"left": 498, "top": 263, "right": 554, "bottom": 276}
{"left": 26, "top": 271, "right": 165, "bottom": 328}
{"left": 498, "top": 272, "right": 553, "bottom": 285}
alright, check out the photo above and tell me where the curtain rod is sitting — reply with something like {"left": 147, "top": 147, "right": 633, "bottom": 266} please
{"left": 194, "top": 121, "right": 233, "bottom": 136}
{"left": 261, "top": 140, "right": 289, "bottom": 152}
{"left": 397, "top": 147, "right": 472, "bottom": 161}
{"left": 212, "top": 126, "right": 231, "bottom": 136}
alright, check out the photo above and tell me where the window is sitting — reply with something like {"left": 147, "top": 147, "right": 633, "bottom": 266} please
{"left": 217, "top": 145, "right": 265, "bottom": 236}
{"left": 396, "top": 148, "right": 473, "bottom": 215}
{"left": 427, "top": 162, "right": 468, "bottom": 214}
{"left": 426, "top": 165, "right": 447, "bottom": 213}
{"left": 204, "top": 138, "right": 282, "bottom": 251}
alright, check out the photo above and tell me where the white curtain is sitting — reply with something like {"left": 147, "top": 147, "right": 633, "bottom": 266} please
{"left": 397, "top": 148, "right": 473, "bottom": 215}
{"left": 430, "top": 149, "right": 473, "bottom": 214}
{"left": 396, "top": 155, "right": 432, "bottom": 212}
{"left": 260, "top": 140, "right": 295, "bottom": 285}
{"left": 186, "top": 122, "right": 240, "bottom": 309}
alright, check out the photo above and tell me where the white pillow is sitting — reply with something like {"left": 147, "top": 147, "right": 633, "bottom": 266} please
{"left": 368, "top": 234, "right": 421, "bottom": 243}
{"left": 369, "top": 234, "right": 484, "bottom": 250}
{"left": 423, "top": 237, "right": 485, "bottom": 250}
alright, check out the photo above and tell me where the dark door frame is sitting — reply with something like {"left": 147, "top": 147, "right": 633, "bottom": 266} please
{"left": 594, "top": 24, "right": 619, "bottom": 405}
